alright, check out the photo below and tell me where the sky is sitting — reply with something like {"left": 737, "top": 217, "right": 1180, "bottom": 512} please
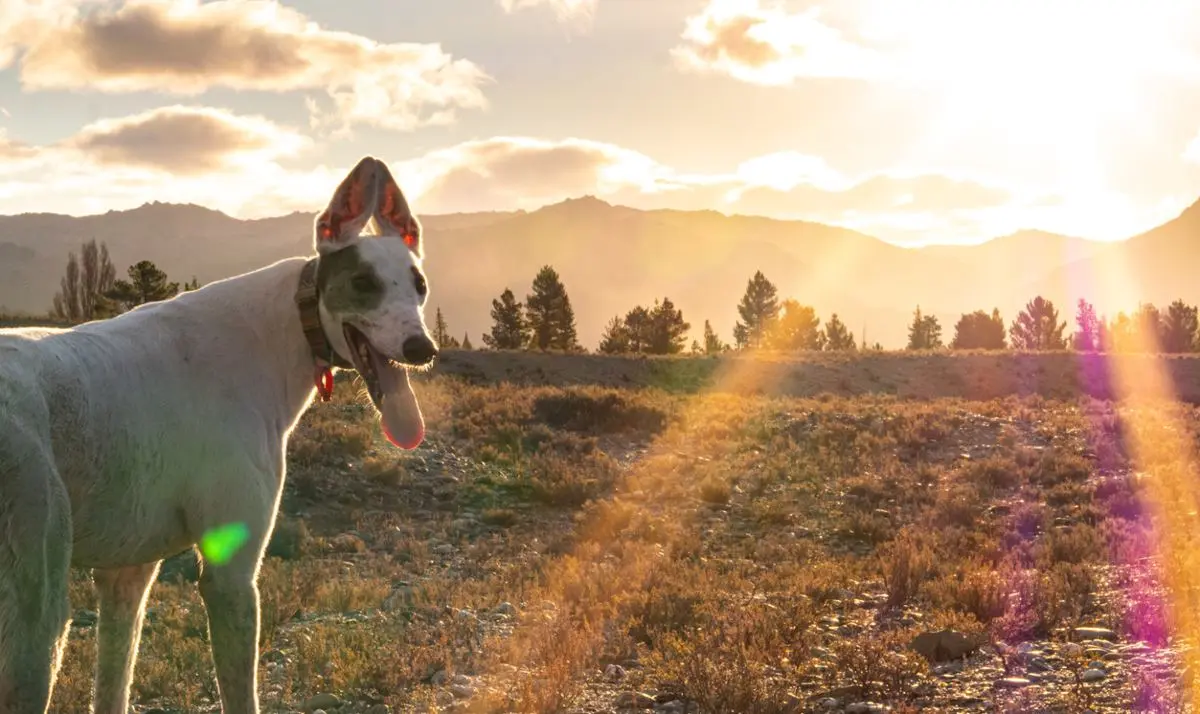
{"left": 3, "top": 0, "right": 1200, "bottom": 246}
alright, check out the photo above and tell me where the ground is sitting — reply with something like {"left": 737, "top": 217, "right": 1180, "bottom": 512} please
{"left": 45, "top": 349, "right": 1200, "bottom": 713}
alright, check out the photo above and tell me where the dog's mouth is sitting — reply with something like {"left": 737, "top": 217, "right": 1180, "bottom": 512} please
{"left": 342, "top": 323, "right": 425, "bottom": 450}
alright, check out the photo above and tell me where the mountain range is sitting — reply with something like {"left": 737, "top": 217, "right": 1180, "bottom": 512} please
{"left": 1, "top": 196, "right": 1196, "bottom": 350}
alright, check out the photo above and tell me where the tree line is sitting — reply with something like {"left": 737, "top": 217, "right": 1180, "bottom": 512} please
{"left": 48, "top": 238, "right": 198, "bottom": 323}
{"left": 38, "top": 240, "right": 1200, "bottom": 356}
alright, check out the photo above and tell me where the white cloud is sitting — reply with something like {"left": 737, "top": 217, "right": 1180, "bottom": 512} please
{"left": 65, "top": 105, "right": 311, "bottom": 174}
{"left": 5, "top": 0, "right": 490, "bottom": 134}
{"left": 497, "top": 0, "right": 596, "bottom": 23}
{"left": 672, "top": 0, "right": 889, "bottom": 86}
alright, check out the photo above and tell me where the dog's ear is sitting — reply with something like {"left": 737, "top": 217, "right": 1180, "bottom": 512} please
{"left": 373, "top": 160, "right": 422, "bottom": 258}
{"left": 313, "top": 156, "right": 380, "bottom": 253}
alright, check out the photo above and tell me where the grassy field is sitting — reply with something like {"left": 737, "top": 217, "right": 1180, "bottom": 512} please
{"left": 44, "top": 350, "right": 1200, "bottom": 713}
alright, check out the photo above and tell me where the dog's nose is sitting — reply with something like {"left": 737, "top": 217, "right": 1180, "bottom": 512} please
{"left": 402, "top": 335, "right": 438, "bottom": 365}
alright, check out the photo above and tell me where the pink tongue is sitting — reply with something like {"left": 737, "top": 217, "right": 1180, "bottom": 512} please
{"left": 376, "top": 360, "right": 424, "bottom": 449}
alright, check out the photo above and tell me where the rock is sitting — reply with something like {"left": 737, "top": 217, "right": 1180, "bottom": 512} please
{"left": 818, "top": 698, "right": 840, "bottom": 709}
{"left": 1082, "top": 668, "right": 1107, "bottom": 682}
{"left": 655, "top": 701, "right": 685, "bottom": 713}
{"left": 366, "top": 706, "right": 391, "bottom": 714}
{"left": 1074, "top": 626, "right": 1118, "bottom": 641}
{"left": 451, "top": 674, "right": 472, "bottom": 686}
{"left": 430, "top": 669, "right": 450, "bottom": 686}
{"left": 71, "top": 610, "right": 98, "bottom": 628}
{"left": 329, "top": 533, "right": 367, "bottom": 553}
{"left": 996, "top": 677, "right": 1032, "bottom": 689}
{"left": 313, "top": 710, "right": 326, "bottom": 714}
{"left": 605, "top": 663, "right": 627, "bottom": 682}
{"left": 302, "top": 693, "right": 341, "bottom": 711}
{"left": 434, "top": 543, "right": 456, "bottom": 555}
{"left": 1061, "top": 642, "right": 1084, "bottom": 657}
{"left": 450, "top": 684, "right": 476, "bottom": 699}
{"left": 494, "top": 601, "right": 519, "bottom": 616}
{"left": 911, "top": 630, "right": 977, "bottom": 663}
{"left": 615, "top": 691, "right": 656, "bottom": 709}
{"left": 846, "top": 703, "right": 887, "bottom": 714}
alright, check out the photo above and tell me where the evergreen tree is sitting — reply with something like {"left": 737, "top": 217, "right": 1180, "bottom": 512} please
{"left": 1073, "top": 299, "right": 1102, "bottom": 352}
{"left": 1132, "top": 303, "right": 1163, "bottom": 351}
{"left": 906, "top": 306, "right": 943, "bottom": 349}
{"left": 823, "top": 313, "right": 856, "bottom": 351}
{"left": 461, "top": 332, "right": 473, "bottom": 350}
{"left": 483, "top": 288, "right": 528, "bottom": 350}
{"left": 525, "top": 265, "right": 580, "bottom": 351}
{"left": 432, "top": 307, "right": 452, "bottom": 347}
{"left": 1162, "top": 299, "right": 1199, "bottom": 353}
{"left": 950, "top": 309, "right": 1006, "bottom": 349}
{"left": 703, "top": 319, "right": 726, "bottom": 354}
{"left": 772, "top": 300, "right": 823, "bottom": 350}
{"left": 623, "top": 305, "right": 652, "bottom": 353}
{"left": 1009, "top": 296, "right": 1067, "bottom": 350}
{"left": 102, "top": 260, "right": 180, "bottom": 315}
{"left": 598, "top": 316, "right": 632, "bottom": 354}
{"left": 732, "top": 270, "right": 780, "bottom": 349}
{"left": 690, "top": 339, "right": 703, "bottom": 354}
{"left": 647, "top": 297, "right": 690, "bottom": 354}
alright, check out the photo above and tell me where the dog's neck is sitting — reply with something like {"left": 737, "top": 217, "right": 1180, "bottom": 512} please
{"left": 293, "top": 257, "right": 353, "bottom": 373}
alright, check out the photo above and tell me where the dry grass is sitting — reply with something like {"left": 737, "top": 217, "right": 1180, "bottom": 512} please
{"left": 45, "top": 355, "right": 1200, "bottom": 713}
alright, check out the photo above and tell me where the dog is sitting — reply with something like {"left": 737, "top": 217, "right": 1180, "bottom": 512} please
{"left": 0, "top": 156, "right": 436, "bottom": 713}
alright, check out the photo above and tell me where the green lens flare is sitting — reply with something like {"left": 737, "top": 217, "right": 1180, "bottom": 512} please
{"left": 199, "top": 522, "right": 250, "bottom": 566}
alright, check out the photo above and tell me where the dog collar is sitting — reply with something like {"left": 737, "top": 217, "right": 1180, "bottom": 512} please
{"left": 295, "top": 257, "right": 353, "bottom": 400}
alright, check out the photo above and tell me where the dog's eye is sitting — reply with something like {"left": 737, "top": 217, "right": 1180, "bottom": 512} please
{"left": 411, "top": 267, "right": 427, "bottom": 297}
{"left": 351, "top": 273, "right": 380, "bottom": 293}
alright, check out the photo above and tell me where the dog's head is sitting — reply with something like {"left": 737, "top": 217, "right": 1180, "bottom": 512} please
{"left": 313, "top": 156, "right": 435, "bottom": 450}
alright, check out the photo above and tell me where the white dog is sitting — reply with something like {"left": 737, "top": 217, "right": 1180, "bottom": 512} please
{"left": 0, "top": 156, "right": 436, "bottom": 714}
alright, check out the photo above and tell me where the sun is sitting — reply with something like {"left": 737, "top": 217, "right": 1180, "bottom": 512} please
{"left": 850, "top": 0, "right": 1200, "bottom": 193}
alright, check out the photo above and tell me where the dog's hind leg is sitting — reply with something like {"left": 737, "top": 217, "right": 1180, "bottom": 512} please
{"left": 0, "top": 448, "right": 73, "bottom": 714}
{"left": 90, "top": 561, "right": 160, "bottom": 714}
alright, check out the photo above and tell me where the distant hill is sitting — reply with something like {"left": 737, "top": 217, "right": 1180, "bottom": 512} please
{"left": 1, "top": 195, "right": 1195, "bottom": 349}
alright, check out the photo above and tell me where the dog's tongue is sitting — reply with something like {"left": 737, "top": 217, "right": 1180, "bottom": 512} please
{"left": 376, "top": 360, "right": 424, "bottom": 449}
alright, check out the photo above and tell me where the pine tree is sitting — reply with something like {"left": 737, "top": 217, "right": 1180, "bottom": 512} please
{"left": 1132, "top": 303, "right": 1163, "bottom": 350}
{"left": 647, "top": 297, "right": 690, "bottom": 354}
{"left": 623, "top": 305, "right": 652, "bottom": 353}
{"left": 461, "top": 332, "right": 473, "bottom": 350}
{"left": 483, "top": 288, "right": 528, "bottom": 350}
{"left": 1073, "top": 299, "right": 1101, "bottom": 352}
{"left": 1162, "top": 299, "right": 1199, "bottom": 353}
{"left": 906, "top": 306, "right": 943, "bottom": 349}
{"left": 1009, "top": 296, "right": 1067, "bottom": 350}
{"left": 732, "top": 270, "right": 780, "bottom": 349}
{"left": 772, "top": 300, "right": 823, "bottom": 350}
{"left": 102, "top": 260, "right": 180, "bottom": 315}
{"left": 598, "top": 316, "right": 632, "bottom": 354}
{"left": 525, "top": 265, "right": 580, "bottom": 351}
{"left": 950, "top": 309, "right": 1006, "bottom": 349}
{"left": 432, "top": 307, "right": 451, "bottom": 348}
{"left": 703, "top": 320, "right": 726, "bottom": 354}
{"left": 823, "top": 313, "right": 856, "bottom": 351}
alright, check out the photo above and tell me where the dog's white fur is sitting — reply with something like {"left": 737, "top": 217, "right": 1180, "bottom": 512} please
{"left": 0, "top": 157, "right": 432, "bottom": 713}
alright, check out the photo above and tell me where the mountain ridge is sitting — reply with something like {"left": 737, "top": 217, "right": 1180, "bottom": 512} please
{"left": 2, "top": 195, "right": 1196, "bottom": 349}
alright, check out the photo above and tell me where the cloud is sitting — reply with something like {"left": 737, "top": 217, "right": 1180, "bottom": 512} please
{"left": 672, "top": 0, "right": 887, "bottom": 86}
{"left": 497, "top": 0, "right": 596, "bottom": 22}
{"left": 392, "top": 136, "right": 675, "bottom": 214}
{"left": 65, "top": 105, "right": 310, "bottom": 175}
{"left": 8, "top": 0, "right": 490, "bottom": 133}
{"left": 0, "top": 119, "right": 1058, "bottom": 245}
{"left": 732, "top": 170, "right": 1015, "bottom": 217}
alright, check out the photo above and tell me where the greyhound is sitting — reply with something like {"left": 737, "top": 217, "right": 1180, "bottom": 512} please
{"left": 0, "top": 156, "right": 437, "bottom": 713}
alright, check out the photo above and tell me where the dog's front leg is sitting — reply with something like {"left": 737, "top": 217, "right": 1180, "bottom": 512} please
{"left": 198, "top": 552, "right": 262, "bottom": 714}
{"left": 91, "top": 561, "right": 160, "bottom": 714}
